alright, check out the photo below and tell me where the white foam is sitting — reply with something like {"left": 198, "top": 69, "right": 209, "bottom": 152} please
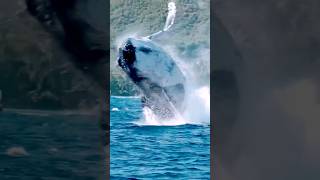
{"left": 112, "top": 107, "right": 120, "bottom": 112}
{"left": 135, "top": 86, "right": 210, "bottom": 126}
{"left": 134, "top": 107, "right": 187, "bottom": 126}
{"left": 183, "top": 86, "right": 210, "bottom": 125}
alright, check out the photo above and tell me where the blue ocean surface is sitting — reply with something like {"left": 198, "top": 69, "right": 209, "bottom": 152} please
{"left": 0, "top": 110, "right": 106, "bottom": 179}
{"left": 110, "top": 96, "right": 210, "bottom": 180}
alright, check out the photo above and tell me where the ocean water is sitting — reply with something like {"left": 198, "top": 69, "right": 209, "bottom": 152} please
{"left": 0, "top": 110, "right": 106, "bottom": 179}
{"left": 110, "top": 96, "right": 210, "bottom": 180}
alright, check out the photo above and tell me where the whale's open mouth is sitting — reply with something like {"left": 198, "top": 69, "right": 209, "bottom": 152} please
{"left": 118, "top": 39, "right": 136, "bottom": 67}
{"left": 118, "top": 39, "right": 144, "bottom": 83}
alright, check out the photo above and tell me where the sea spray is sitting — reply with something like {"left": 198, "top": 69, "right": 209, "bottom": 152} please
{"left": 136, "top": 86, "right": 210, "bottom": 126}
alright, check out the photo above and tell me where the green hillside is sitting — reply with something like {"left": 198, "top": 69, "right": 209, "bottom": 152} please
{"left": 110, "top": 0, "right": 210, "bottom": 95}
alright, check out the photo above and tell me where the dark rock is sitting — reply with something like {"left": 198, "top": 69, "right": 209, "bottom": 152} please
{"left": 0, "top": 0, "right": 108, "bottom": 111}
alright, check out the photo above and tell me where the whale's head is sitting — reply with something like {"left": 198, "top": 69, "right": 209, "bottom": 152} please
{"left": 118, "top": 37, "right": 185, "bottom": 87}
{"left": 118, "top": 38, "right": 155, "bottom": 82}
{"left": 117, "top": 38, "right": 140, "bottom": 81}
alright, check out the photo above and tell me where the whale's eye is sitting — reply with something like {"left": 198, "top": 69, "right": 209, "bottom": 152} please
{"left": 139, "top": 47, "right": 152, "bottom": 54}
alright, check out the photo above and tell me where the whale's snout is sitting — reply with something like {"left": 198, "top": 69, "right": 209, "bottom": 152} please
{"left": 118, "top": 39, "right": 136, "bottom": 69}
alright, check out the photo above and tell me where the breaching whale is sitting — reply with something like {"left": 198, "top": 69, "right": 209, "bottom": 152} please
{"left": 118, "top": 38, "right": 185, "bottom": 119}
{"left": 117, "top": 2, "right": 185, "bottom": 119}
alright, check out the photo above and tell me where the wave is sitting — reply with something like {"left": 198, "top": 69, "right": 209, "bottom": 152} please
{"left": 111, "top": 107, "right": 120, "bottom": 112}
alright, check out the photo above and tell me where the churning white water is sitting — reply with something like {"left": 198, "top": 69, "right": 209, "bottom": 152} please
{"left": 136, "top": 85, "right": 210, "bottom": 126}
{"left": 135, "top": 2, "right": 210, "bottom": 126}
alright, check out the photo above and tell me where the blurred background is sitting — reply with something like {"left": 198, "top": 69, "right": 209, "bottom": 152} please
{"left": 0, "top": 1, "right": 108, "bottom": 179}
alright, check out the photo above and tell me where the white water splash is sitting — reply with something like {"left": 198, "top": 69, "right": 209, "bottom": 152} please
{"left": 183, "top": 86, "right": 210, "bottom": 124}
{"left": 135, "top": 107, "right": 186, "bottom": 126}
{"left": 112, "top": 107, "right": 119, "bottom": 112}
{"left": 135, "top": 85, "right": 210, "bottom": 126}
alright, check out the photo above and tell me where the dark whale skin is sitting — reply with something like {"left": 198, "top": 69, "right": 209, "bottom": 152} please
{"left": 118, "top": 38, "right": 185, "bottom": 119}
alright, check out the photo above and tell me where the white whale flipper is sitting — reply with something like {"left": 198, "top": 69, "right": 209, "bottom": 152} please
{"left": 146, "top": 1, "right": 176, "bottom": 39}
{"left": 163, "top": 2, "right": 176, "bottom": 31}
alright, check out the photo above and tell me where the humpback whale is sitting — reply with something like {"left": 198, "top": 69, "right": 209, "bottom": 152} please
{"left": 118, "top": 38, "right": 185, "bottom": 119}
{"left": 117, "top": 2, "right": 185, "bottom": 119}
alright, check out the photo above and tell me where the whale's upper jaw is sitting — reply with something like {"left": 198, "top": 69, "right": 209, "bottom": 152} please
{"left": 118, "top": 39, "right": 136, "bottom": 70}
{"left": 118, "top": 39, "right": 145, "bottom": 83}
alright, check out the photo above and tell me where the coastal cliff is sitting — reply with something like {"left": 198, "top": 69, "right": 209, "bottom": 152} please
{"left": 0, "top": 0, "right": 107, "bottom": 110}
